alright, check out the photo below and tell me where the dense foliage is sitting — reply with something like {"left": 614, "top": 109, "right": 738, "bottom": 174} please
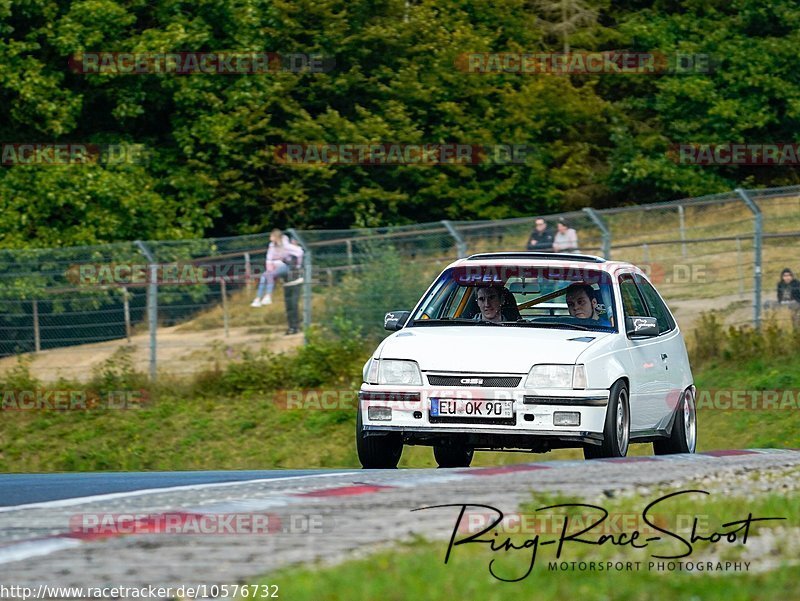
{"left": 1, "top": 0, "right": 798, "bottom": 248}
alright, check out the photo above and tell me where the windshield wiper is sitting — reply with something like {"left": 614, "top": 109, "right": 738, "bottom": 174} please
{"left": 411, "top": 318, "right": 502, "bottom": 326}
{"left": 410, "top": 318, "right": 472, "bottom": 326}
{"left": 512, "top": 321, "right": 591, "bottom": 331}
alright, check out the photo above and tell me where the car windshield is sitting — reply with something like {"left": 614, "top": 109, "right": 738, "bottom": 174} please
{"left": 409, "top": 264, "right": 617, "bottom": 331}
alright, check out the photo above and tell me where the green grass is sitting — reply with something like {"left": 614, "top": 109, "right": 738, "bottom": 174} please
{"left": 692, "top": 353, "right": 800, "bottom": 450}
{"left": 1, "top": 351, "right": 798, "bottom": 471}
{"left": 255, "top": 483, "right": 800, "bottom": 600}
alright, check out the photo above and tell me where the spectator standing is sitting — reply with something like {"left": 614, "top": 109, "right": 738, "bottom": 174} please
{"left": 281, "top": 237, "right": 305, "bottom": 335}
{"left": 552, "top": 219, "right": 579, "bottom": 253}
{"left": 526, "top": 218, "right": 554, "bottom": 252}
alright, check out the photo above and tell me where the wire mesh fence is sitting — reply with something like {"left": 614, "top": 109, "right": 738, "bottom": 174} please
{"left": 1, "top": 185, "right": 798, "bottom": 382}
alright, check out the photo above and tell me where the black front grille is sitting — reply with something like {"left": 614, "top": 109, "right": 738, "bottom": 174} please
{"left": 429, "top": 414, "right": 517, "bottom": 426}
{"left": 427, "top": 375, "right": 521, "bottom": 387}
{"left": 523, "top": 395, "right": 607, "bottom": 406}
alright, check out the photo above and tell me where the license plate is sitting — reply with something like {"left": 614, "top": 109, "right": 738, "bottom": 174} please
{"left": 430, "top": 399, "right": 513, "bottom": 418}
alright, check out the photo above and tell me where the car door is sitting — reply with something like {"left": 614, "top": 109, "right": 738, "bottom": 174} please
{"left": 618, "top": 273, "right": 668, "bottom": 432}
{"left": 633, "top": 274, "right": 686, "bottom": 430}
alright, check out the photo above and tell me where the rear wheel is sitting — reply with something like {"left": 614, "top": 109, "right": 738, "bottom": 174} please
{"left": 433, "top": 445, "right": 474, "bottom": 468}
{"left": 654, "top": 387, "right": 697, "bottom": 455}
{"left": 584, "top": 380, "right": 630, "bottom": 459}
{"left": 356, "top": 407, "right": 403, "bottom": 469}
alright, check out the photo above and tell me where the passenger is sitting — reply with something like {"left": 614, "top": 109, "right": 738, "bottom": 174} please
{"left": 565, "top": 283, "right": 610, "bottom": 325}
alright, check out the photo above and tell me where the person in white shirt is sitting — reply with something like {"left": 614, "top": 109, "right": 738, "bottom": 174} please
{"left": 552, "top": 219, "right": 579, "bottom": 253}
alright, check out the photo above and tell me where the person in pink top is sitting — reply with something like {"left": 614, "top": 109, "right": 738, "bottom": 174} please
{"left": 251, "top": 229, "right": 303, "bottom": 307}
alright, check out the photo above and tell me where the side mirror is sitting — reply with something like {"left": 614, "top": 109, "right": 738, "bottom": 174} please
{"left": 384, "top": 310, "right": 411, "bottom": 331}
{"left": 626, "top": 316, "right": 659, "bottom": 338}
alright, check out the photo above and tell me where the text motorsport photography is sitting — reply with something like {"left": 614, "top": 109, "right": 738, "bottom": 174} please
{"left": 414, "top": 489, "right": 783, "bottom": 582}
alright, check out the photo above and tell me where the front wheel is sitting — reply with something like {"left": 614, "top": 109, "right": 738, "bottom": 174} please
{"left": 654, "top": 387, "right": 697, "bottom": 455}
{"left": 433, "top": 445, "right": 474, "bottom": 468}
{"left": 584, "top": 380, "right": 630, "bottom": 459}
{"left": 356, "top": 407, "right": 403, "bottom": 469}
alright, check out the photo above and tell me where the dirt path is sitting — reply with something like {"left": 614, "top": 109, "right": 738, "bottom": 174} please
{"left": 0, "top": 324, "right": 303, "bottom": 383}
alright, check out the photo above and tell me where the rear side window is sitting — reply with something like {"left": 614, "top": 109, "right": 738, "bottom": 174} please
{"left": 619, "top": 274, "right": 647, "bottom": 317}
{"left": 634, "top": 274, "right": 676, "bottom": 333}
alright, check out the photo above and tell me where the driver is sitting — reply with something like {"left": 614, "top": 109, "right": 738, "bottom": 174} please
{"left": 474, "top": 286, "right": 503, "bottom": 323}
{"left": 565, "top": 283, "right": 609, "bottom": 324}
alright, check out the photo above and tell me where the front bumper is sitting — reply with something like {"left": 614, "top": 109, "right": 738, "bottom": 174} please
{"left": 359, "top": 383, "right": 610, "bottom": 438}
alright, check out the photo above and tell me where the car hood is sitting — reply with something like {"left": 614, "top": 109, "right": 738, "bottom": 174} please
{"left": 379, "top": 326, "right": 612, "bottom": 373}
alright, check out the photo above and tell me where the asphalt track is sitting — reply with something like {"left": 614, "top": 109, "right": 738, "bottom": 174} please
{"left": 0, "top": 469, "right": 353, "bottom": 507}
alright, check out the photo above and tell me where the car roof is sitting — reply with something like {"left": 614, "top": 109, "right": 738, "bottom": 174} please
{"left": 447, "top": 252, "right": 645, "bottom": 279}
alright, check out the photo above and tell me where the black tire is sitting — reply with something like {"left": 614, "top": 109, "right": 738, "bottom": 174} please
{"left": 433, "top": 445, "right": 474, "bottom": 468}
{"left": 356, "top": 407, "right": 403, "bottom": 469}
{"left": 654, "top": 387, "right": 697, "bottom": 455}
{"left": 584, "top": 380, "right": 630, "bottom": 459}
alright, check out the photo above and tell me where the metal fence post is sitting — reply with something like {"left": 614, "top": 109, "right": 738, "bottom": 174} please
{"left": 123, "top": 287, "right": 132, "bottom": 342}
{"left": 441, "top": 220, "right": 467, "bottom": 257}
{"left": 735, "top": 188, "right": 762, "bottom": 329}
{"left": 135, "top": 240, "right": 158, "bottom": 381}
{"left": 678, "top": 205, "right": 687, "bottom": 258}
{"left": 288, "top": 228, "right": 312, "bottom": 343}
{"left": 220, "top": 279, "right": 229, "bottom": 338}
{"left": 345, "top": 239, "right": 353, "bottom": 269}
{"left": 244, "top": 252, "right": 252, "bottom": 292}
{"left": 32, "top": 299, "right": 41, "bottom": 353}
{"left": 582, "top": 208, "right": 611, "bottom": 259}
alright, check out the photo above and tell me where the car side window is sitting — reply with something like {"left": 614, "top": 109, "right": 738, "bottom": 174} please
{"left": 619, "top": 274, "right": 647, "bottom": 317}
{"left": 634, "top": 274, "right": 676, "bottom": 333}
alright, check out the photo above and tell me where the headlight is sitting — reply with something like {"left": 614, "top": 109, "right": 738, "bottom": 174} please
{"left": 363, "top": 358, "right": 379, "bottom": 383}
{"left": 525, "top": 364, "right": 575, "bottom": 389}
{"left": 573, "top": 364, "right": 587, "bottom": 389}
{"left": 377, "top": 359, "right": 423, "bottom": 386}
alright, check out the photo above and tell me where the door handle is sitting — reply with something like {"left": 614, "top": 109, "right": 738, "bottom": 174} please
{"left": 661, "top": 353, "right": 668, "bottom": 360}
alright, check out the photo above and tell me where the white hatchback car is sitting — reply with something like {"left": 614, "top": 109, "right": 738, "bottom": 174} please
{"left": 356, "top": 252, "right": 697, "bottom": 468}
